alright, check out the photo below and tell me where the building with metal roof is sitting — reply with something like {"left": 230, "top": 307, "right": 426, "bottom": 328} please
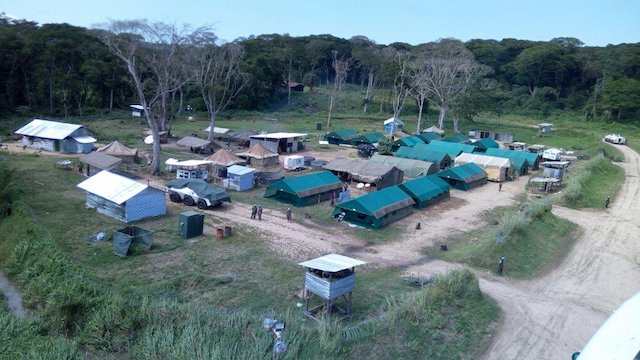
{"left": 484, "top": 147, "right": 540, "bottom": 170}
{"left": 436, "top": 163, "right": 487, "bottom": 191}
{"left": 349, "top": 132, "right": 386, "bottom": 146}
{"left": 15, "top": 119, "right": 96, "bottom": 153}
{"left": 397, "top": 174, "right": 451, "bottom": 209}
{"left": 394, "top": 144, "right": 452, "bottom": 169}
{"left": 77, "top": 171, "right": 166, "bottom": 222}
{"left": 323, "top": 158, "right": 403, "bottom": 189}
{"left": 264, "top": 171, "right": 343, "bottom": 206}
{"left": 249, "top": 132, "right": 308, "bottom": 154}
{"left": 323, "top": 128, "right": 359, "bottom": 145}
{"left": 369, "top": 154, "right": 438, "bottom": 178}
{"left": 332, "top": 185, "right": 415, "bottom": 228}
{"left": 454, "top": 153, "right": 515, "bottom": 182}
{"left": 424, "top": 140, "right": 477, "bottom": 158}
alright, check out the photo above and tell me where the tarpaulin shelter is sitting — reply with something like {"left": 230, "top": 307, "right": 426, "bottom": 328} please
{"left": 484, "top": 147, "right": 540, "bottom": 170}
{"left": 79, "top": 152, "right": 122, "bottom": 176}
{"left": 77, "top": 171, "right": 166, "bottom": 222}
{"left": 384, "top": 117, "right": 404, "bottom": 133}
{"left": 369, "top": 154, "right": 438, "bottom": 177}
{"left": 474, "top": 137, "right": 500, "bottom": 151}
{"left": 331, "top": 186, "right": 415, "bottom": 228}
{"left": 392, "top": 135, "right": 425, "bottom": 150}
{"left": 436, "top": 163, "right": 487, "bottom": 191}
{"left": 350, "top": 132, "right": 386, "bottom": 146}
{"left": 235, "top": 143, "right": 279, "bottom": 167}
{"left": 442, "top": 134, "right": 470, "bottom": 144}
{"left": 454, "top": 153, "right": 515, "bottom": 182}
{"left": 177, "top": 136, "right": 212, "bottom": 153}
{"left": 424, "top": 140, "right": 477, "bottom": 158}
{"left": 112, "top": 226, "right": 153, "bottom": 257}
{"left": 264, "top": 171, "right": 343, "bottom": 206}
{"left": 397, "top": 174, "right": 451, "bottom": 209}
{"left": 323, "top": 158, "right": 403, "bottom": 189}
{"left": 324, "top": 129, "right": 359, "bottom": 145}
{"left": 15, "top": 119, "right": 96, "bottom": 153}
{"left": 166, "top": 178, "right": 231, "bottom": 205}
{"left": 394, "top": 144, "right": 452, "bottom": 169}
{"left": 96, "top": 140, "right": 139, "bottom": 163}
{"left": 249, "top": 132, "right": 308, "bottom": 154}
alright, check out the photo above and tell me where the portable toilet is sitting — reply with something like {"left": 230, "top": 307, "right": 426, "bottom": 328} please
{"left": 224, "top": 165, "right": 255, "bottom": 191}
{"left": 179, "top": 211, "right": 204, "bottom": 239}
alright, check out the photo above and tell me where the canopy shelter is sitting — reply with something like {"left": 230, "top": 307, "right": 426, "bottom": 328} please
{"left": 235, "top": 143, "right": 279, "bottom": 167}
{"left": 392, "top": 135, "right": 425, "bottom": 150}
{"left": 79, "top": 152, "right": 122, "bottom": 176}
{"left": 394, "top": 144, "right": 452, "bottom": 169}
{"left": 436, "top": 163, "right": 487, "bottom": 191}
{"left": 417, "top": 131, "right": 441, "bottom": 143}
{"left": 96, "top": 140, "right": 138, "bottom": 163}
{"left": 332, "top": 185, "right": 415, "bottom": 228}
{"left": 264, "top": 171, "right": 343, "bottom": 206}
{"left": 474, "top": 137, "right": 500, "bottom": 150}
{"left": 423, "top": 126, "right": 445, "bottom": 135}
{"left": 350, "top": 132, "right": 386, "bottom": 146}
{"left": 176, "top": 136, "right": 212, "bottom": 154}
{"left": 203, "top": 126, "right": 231, "bottom": 138}
{"left": 204, "top": 150, "right": 245, "bottom": 167}
{"left": 424, "top": 140, "right": 477, "bottom": 158}
{"left": 324, "top": 128, "right": 359, "bottom": 145}
{"left": 484, "top": 147, "right": 540, "bottom": 170}
{"left": 397, "top": 174, "right": 451, "bottom": 209}
{"left": 142, "top": 130, "right": 168, "bottom": 144}
{"left": 323, "top": 158, "right": 403, "bottom": 189}
{"left": 15, "top": 118, "right": 96, "bottom": 153}
{"left": 454, "top": 153, "right": 515, "bottom": 182}
{"left": 369, "top": 153, "right": 438, "bottom": 177}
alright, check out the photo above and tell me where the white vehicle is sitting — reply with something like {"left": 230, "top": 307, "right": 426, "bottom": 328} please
{"left": 166, "top": 179, "right": 231, "bottom": 209}
{"left": 604, "top": 134, "right": 627, "bottom": 145}
{"left": 283, "top": 155, "right": 305, "bottom": 171}
{"left": 542, "top": 148, "right": 564, "bottom": 161}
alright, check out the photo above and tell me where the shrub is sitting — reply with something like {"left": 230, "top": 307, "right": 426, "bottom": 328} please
{"left": 562, "top": 170, "right": 589, "bottom": 205}
{"left": 495, "top": 211, "right": 528, "bottom": 243}
{"left": 524, "top": 198, "right": 552, "bottom": 219}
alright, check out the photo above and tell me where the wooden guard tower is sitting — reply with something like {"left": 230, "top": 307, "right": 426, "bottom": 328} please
{"left": 298, "top": 254, "right": 366, "bottom": 321}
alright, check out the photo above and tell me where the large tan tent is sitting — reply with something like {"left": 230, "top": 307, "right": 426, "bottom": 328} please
{"left": 96, "top": 140, "right": 139, "bottom": 163}
{"left": 204, "top": 150, "right": 245, "bottom": 167}
{"left": 454, "top": 153, "right": 515, "bottom": 182}
{"left": 235, "top": 143, "right": 279, "bottom": 167}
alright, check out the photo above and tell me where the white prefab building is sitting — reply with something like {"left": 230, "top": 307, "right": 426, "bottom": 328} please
{"left": 15, "top": 119, "right": 96, "bottom": 153}
{"left": 249, "top": 132, "right": 308, "bottom": 154}
{"left": 130, "top": 104, "right": 146, "bottom": 117}
{"left": 165, "top": 158, "right": 214, "bottom": 180}
{"left": 454, "top": 153, "right": 515, "bottom": 182}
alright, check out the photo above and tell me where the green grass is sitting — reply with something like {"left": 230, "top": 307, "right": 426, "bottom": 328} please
{"left": 423, "top": 206, "right": 580, "bottom": 279}
{"left": 560, "top": 156, "right": 625, "bottom": 208}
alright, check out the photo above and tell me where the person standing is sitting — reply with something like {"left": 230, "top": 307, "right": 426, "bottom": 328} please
{"left": 497, "top": 256, "right": 505, "bottom": 276}
{"left": 286, "top": 208, "right": 292, "bottom": 222}
{"left": 605, "top": 196, "right": 611, "bottom": 208}
{"left": 251, "top": 204, "right": 258, "bottom": 219}
{"left": 257, "top": 205, "right": 263, "bottom": 220}
{"left": 498, "top": 183, "right": 503, "bottom": 192}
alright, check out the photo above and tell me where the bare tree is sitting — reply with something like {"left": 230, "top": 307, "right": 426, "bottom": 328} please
{"left": 191, "top": 38, "right": 249, "bottom": 142}
{"left": 384, "top": 49, "right": 413, "bottom": 126}
{"left": 410, "top": 58, "right": 430, "bottom": 133}
{"left": 326, "top": 51, "right": 350, "bottom": 128}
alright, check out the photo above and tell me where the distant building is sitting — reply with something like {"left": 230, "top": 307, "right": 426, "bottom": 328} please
{"left": 468, "top": 129, "right": 514, "bottom": 143}
{"left": 384, "top": 117, "right": 404, "bottom": 133}
{"left": 249, "top": 132, "right": 308, "bottom": 154}
{"left": 15, "top": 119, "right": 96, "bottom": 153}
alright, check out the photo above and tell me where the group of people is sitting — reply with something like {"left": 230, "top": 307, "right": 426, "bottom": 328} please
{"left": 250, "top": 204, "right": 293, "bottom": 222}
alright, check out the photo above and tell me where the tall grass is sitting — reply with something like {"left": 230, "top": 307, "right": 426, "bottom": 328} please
{"left": 495, "top": 198, "right": 552, "bottom": 243}
{"left": 561, "top": 156, "right": 624, "bottom": 208}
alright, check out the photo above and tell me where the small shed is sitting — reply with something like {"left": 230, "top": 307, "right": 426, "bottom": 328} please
{"left": 323, "top": 158, "right": 404, "bottom": 189}
{"left": 468, "top": 129, "right": 514, "bottom": 143}
{"left": 369, "top": 154, "right": 438, "bottom": 177}
{"left": 129, "top": 104, "right": 146, "bottom": 117}
{"left": 15, "top": 119, "right": 96, "bottom": 153}
{"left": 484, "top": 148, "right": 540, "bottom": 171}
{"left": 165, "top": 158, "right": 214, "bottom": 180}
{"left": 384, "top": 117, "right": 404, "bottom": 133}
{"left": 299, "top": 254, "right": 366, "bottom": 320}
{"left": 235, "top": 143, "right": 279, "bottom": 167}
{"left": 96, "top": 140, "right": 139, "bottom": 163}
{"left": 249, "top": 132, "right": 308, "bottom": 154}
{"left": 538, "top": 123, "right": 554, "bottom": 134}
{"left": 79, "top": 152, "right": 122, "bottom": 176}
{"left": 541, "top": 161, "right": 570, "bottom": 180}
{"left": 264, "top": 171, "right": 343, "bottom": 206}
{"left": 454, "top": 153, "right": 515, "bottom": 182}
{"left": 350, "top": 132, "right": 386, "bottom": 146}
{"left": 425, "top": 140, "right": 477, "bottom": 158}
{"left": 331, "top": 185, "right": 415, "bottom": 228}
{"left": 176, "top": 136, "right": 212, "bottom": 154}
{"left": 77, "top": 171, "right": 166, "bottom": 223}
{"left": 398, "top": 174, "right": 451, "bottom": 209}
{"left": 436, "top": 163, "right": 487, "bottom": 191}
{"left": 223, "top": 165, "right": 255, "bottom": 191}
{"left": 394, "top": 144, "right": 452, "bottom": 169}
{"left": 324, "top": 129, "right": 359, "bottom": 145}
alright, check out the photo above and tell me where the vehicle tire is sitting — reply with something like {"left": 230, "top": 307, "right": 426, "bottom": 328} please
{"left": 197, "top": 199, "right": 208, "bottom": 209}
{"left": 183, "top": 195, "right": 195, "bottom": 206}
{"left": 169, "top": 192, "right": 181, "bottom": 203}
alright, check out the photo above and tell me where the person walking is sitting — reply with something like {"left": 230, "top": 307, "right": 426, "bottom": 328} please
{"left": 286, "top": 208, "right": 292, "bottom": 222}
{"left": 498, "top": 183, "right": 503, "bottom": 192}
{"left": 605, "top": 196, "right": 611, "bottom": 208}
{"left": 251, "top": 204, "right": 258, "bottom": 219}
{"left": 257, "top": 205, "right": 263, "bottom": 220}
{"left": 497, "top": 256, "right": 505, "bottom": 276}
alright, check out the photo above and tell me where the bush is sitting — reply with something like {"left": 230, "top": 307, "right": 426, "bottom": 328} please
{"left": 495, "top": 211, "right": 528, "bottom": 243}
{"left": 562, "top": 170, "right": 589, "bottom": 205}
{"left": 601, "top": 145, "right": 625, "bottom": 162}
{"left": 524, "top": 198, "right": 552, "bottom": 219}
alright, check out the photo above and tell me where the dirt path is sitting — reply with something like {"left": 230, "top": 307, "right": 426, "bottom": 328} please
{"left": 0, "top": 268, "right": 26, "bottom": 318}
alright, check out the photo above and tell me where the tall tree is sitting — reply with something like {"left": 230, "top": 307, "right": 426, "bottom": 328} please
{"left": 384, "top": 48, "right": 412, "bottom": 125}
{"left": 326, "top": 51, "right": 350, "bottom": 128}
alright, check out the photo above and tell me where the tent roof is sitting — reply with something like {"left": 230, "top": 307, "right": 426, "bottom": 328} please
{"left": 165, "top": 158, "right": 213, "bottom": 168}
{"left": 203, "top": 126, "right": 231, "bottom": 134}
{"left": 235, "top": 143, "right": 279, "bottom": 159}
{"left": 394, "top": 135, "right": 425, "bottom": 147}
{"left": 79, "top": 152, "right": 122, "bottom": 170}
{"left": 476, "top": 137, "right": 500, "bottom": 149}
{"left": 395, "top": 144, "right": 451, "bottom": 164}
{"left": 484, "top": 148, "right": 539, "bottom": 168}
{"left": 227, "top": 164, "right": 255, "bottom": 175}
{"left": 96, "top": 140, "right": 138, "bottom": 156}
{"left": 335, "top": 185, "right": 415, "bottom": 219}
{"left": 417, "top": 131, "right": 441, "bottom": 142}
{"left": 325, "top": 128, "right": 358, "bottom": 140}
{"left": 204, "top": 150, "right": 245, "bottom": 166}
{"left": 441, "top": 134, "right": 469, "bottom": 143}
{"left": 369, "top": 154, "right": 436, "bottom": 178}
{"left": 455, "top": 153, "right": 513, "bottom": 169}
{"left": 350, "top": 132, "right": 386, "bottom": 144}
{"left": 437, "top": 163, "right": 487, "bottom": 183}
{"left": 264, "top": 171, "right": 342, "bottom": 198}
{"left": 250, "top": 132, "right": 308, "bottom": 140}
{"left": 299, "top": 254, "right": 366, "bottom": 272}
{"left": 398, "top": 174, "right": 451, "bottom": 201}
{"left": 77, "top": 171, "right": 148, "bottom": 204}
{"left": 176, "top": 136, "right": 211, "bottom": 148}
{"left": 423, "top": 126, "right": 445, "bottom": 135}
{"left": 323, "top": 158, "right": 400, "bottom": 184}
{"left": 15, "top": 119, "right": 84, "bottom": 140}
{"left": 424, "top": 140, "right": 476, "bottom": 157}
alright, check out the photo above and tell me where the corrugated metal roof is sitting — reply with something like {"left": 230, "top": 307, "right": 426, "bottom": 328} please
{"left": 77, "top": 171, "right": 148, "bottom": 204}
{"left": 227, "top": 164, "right": 255, "bottom": 175}
{"left": 15, "top": 119, "right": 84, "bottom": 140}
{"left": 299, "top": 254, "right": 366, "bottom": 272}
{"left": 165, "top": 158, "right": 213, "bottom": 168}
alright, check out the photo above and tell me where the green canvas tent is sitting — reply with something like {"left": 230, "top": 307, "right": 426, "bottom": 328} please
{"left": 436, "top": 163, "right": 487, "bottom": 190}
{"left": 398, "top": 175, "right": 451, "bottom": 209}
{"left": 324, "top": 129, "right": 358, "bottom": 145}
{"left": 350, "top": 132, "right": 386, "bottom": 146}
{"left": 394, "top": 144, "right": 452, "bottom": 169}
{"left": 264, "top": 171, "right": 343, "bottom": 206}
{"left": 442, "top": 134, "right": 470, "bottom": 143}
{"left": 417, "top": 131, "right": 441, "bottom": 143}
{"left": 424, "top": 140, "right": 477, "bottom": 158}
{"left": 392, "top": 135, "right": 425, "bottom": 150}
{"left": 484, "top": 148, "right": 540, "bottom": 170}
{"left": 475, "top": 137, "right": 500, "bottom": 150}
{"left": 323, "top": 158, "right": 404, "bottom": 189}
{"left": 369, "top": 154, "right": 438, "bottom": 177}
{"left": 332, "top": 186, "right": 415, "bottom": 228}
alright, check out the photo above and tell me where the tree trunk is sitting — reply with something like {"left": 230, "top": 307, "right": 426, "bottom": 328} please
{"left": 453, "top": 116, "right": 461, "bottom": 133}
{"left": 327, "top": 96, "right": 335, "bottom": 128}
{"left": 207, "top": 110, "right": 218, "bottom": 142}
{"left": 287, "top": 58, "right": 292, "bottom": 107}
{"left": 617, "top": 108, "right": 622, "bottom": 120}
{"left": 437, "top": 106, "right": 447, "bottom": 130}
{"left": 416, "top": 97, "right": 424, "bottom": 134}
{"left": 109, "top": 88, "right": 114, "bottom": 111}
{"left": 177, "top": 88, "right": 184, "bottom": 115}
{"left": 149, "top": 120, "right": 161, "bottom": 175}
{"left": 363, "top": 71, "right": 374, "bottom": 113}
{"left": 49, "top": 75, "right": 54, "bottom": 115}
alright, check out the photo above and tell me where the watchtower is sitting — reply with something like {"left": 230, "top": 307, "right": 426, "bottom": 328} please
{"left": 298, "top": 254, "right": 366, "bottom": 321}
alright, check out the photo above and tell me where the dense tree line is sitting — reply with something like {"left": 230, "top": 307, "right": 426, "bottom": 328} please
{"left": 1, "top": 14, "right": 640, "bottom": 121}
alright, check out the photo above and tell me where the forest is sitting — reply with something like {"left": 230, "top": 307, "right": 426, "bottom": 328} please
{"left": 1, "top": 14, "right": 640, "bottom": 124}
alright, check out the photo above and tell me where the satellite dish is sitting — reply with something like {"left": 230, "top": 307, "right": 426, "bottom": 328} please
{"left": 356, "top": 183, "right": 364, "bottom": 189}
{"left": 144, "top": 135, "right": 154, "bottom": 144}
